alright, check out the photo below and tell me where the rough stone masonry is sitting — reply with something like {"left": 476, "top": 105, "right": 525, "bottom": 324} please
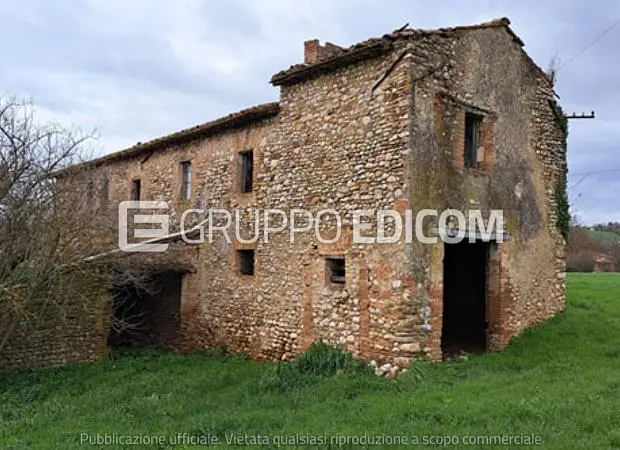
{"left": 7, "top": 18, "right": 567, "bottom": 372}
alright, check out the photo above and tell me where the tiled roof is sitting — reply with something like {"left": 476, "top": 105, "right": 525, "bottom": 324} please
{"left": 56, "top": 102, "right": 279, "bottom": 175}
{"left": 271, "top": 18, "right": 528, "bottom": 86}
{"left": 57, "top": 18, "right": 546, "bottom": 176}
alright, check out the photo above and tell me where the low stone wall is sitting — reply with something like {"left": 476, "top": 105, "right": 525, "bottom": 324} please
{"left": 0, "top": 278, "right": 111, "bottom": 372}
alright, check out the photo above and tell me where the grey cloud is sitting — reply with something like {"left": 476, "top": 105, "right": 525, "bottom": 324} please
{"left": 0, "top": 0, "right": 618, "bottom": 224}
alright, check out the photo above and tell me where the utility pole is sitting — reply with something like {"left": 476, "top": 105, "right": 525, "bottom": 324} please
{"left": 566, "top": 111, "right": 595, "bottom": 120}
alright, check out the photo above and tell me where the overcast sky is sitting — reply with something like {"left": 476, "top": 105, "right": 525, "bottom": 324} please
{"left": 1, "top": 0, "right": 618, "bottom": 224}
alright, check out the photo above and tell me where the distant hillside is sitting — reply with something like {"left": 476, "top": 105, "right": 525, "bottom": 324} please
{"left": 588, "top": 230, "right": 620, "bottom": 244}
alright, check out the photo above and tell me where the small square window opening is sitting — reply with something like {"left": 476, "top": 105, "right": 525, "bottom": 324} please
{"left": 464, "top": 113, "right": 483, "bottom": 169}
{"left": 237, "top": 249, "right": 255, "bottom": 276}
{"left": 327, "top": 257, "right": 345, "bottom": 285}
{"left": 180, "top": 161, "right": 192, "bottom": 200}
{"left": 239, "top": 151, "right": 253, "bottom": 193}
{"left": 131, "top": 179, "right": 141, "bottom": 201}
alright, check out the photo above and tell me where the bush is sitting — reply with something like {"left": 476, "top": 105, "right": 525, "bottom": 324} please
{"left": 566, "top": 251, "right": 597, "bottom": 272}
{"left": 258, "top": 363, "right": 312, "bottom": 393}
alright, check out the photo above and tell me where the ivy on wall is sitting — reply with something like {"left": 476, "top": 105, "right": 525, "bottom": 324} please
{"left": 549, "top": 99, "right": 568, "bottom": 137}
{"left": 549, "top": 96, "right": 570, "bottom": 240}
{"left": 555, "top": 175, "right": 570, "bottom": 241}
{"left": 552, "top": 100, "right": 569, "bottom": 241}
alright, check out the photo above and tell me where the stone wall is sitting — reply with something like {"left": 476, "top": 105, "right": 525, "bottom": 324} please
{"left": 92, "top": 117, "right": 276, "bottom": 357}
{"left": 0, "top": 273, "right": 111, "bottom": 372}
{"left": 254, "top": 46, "right": 414, "bottom": 363}
{"left": 408, "top": 27, "right": 566, "bottom": 359}
{"left": 5, "top": 20, "right": 567, "bottom": 371}
{"left": 59, "top": 44, "right": 417, "bottom": 365}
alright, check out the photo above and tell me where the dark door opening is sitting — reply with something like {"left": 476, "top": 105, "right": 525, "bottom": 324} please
{"left": 108, "top": 272, "right": 183, "bottom": 350}
{"left": 442, "top": 240, "right": 488, "bottom": 357}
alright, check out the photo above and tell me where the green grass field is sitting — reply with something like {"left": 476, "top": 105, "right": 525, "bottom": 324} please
{"left": 1, "top": 274, "right": 619, "bottom": 449}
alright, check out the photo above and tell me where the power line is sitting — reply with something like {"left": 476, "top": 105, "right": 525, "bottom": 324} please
{"left": 569, "top": 174, "right": 591, "bottom": 190}
{"left": 568, "top": 168, "right": 620, "bottom": 190}
{"left": 566, "top": 111, "right": 595, "bottom": 120}
{"left": 559, "top": 17, "right": 620, "bottom": 69}
{"left": 570, "top": 168, "right": 620, "bottom": 176}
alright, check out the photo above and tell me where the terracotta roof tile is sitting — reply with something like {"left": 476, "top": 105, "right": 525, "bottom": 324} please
{"left": 58, "top": 18, "right": 547, "bottom": 176}
{"left": 56, "top": 102, "right": 279, "bottom": 175}
{"left": 271, "top": 17, "right": 528, "bottom": 86}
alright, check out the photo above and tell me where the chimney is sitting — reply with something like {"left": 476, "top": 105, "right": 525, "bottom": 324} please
{"left": 304, "top": 39, "right": 344, "bottom": 64}
{"left": 304, "top": 39, "right": 320, "bottom": 64}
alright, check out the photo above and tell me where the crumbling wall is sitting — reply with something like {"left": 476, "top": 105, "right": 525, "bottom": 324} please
{"left": 256, "top": 45, "right": 414, "bottom": 364}
{"left": 93, "top": 119, "right": 275, "bottom": 357}
{"left": 9, "top": 23, "right": 567, "bottom": 371}
{"left": 410, "top": 27, "right": 566, "bottom": 359}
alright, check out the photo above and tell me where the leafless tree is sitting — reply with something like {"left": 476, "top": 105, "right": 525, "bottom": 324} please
{"left": 547, "top": 52, "right": 561, "bottom": 86}
{"left": 0, "top": 96, "right": 166, "bottom": 355}
{"left": 108, "top": 299, "right": 147, "bottom": 335}
{"left": 566, "top": 224, "right": 606, "bottom": 272}
{"left": 0, "top": 96, "right": 97, "bottom": 351}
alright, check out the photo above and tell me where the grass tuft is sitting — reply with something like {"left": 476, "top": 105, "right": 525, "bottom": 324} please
{"left": 293, "top": 341, "right": 370, "bottom": 377}
{"left": 259, "top": 341, "right": 371, "bottom": 392}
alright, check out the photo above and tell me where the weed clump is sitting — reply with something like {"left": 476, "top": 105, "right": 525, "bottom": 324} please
{"left": 294, "top": 341, "right": 369, "bottom": 376}
{"left": 260, "top": 341, "right": 371, "bottom": 392}
{"left": 398, "top": 360, "right": 429, "bottom": 386}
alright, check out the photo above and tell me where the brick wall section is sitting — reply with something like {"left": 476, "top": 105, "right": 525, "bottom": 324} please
{"left": 451, "top": 109, "right": 466, "bottom": 172}
{"left": 301, "top": 264, "right": 314, "bottom": 350}
{"left": 358, "top": 261, "right": 370, "bottom": 356}
{"left": 485, "top": 242, "right": 512, "bottom": 350}
{"left": 477, "top": 119, "right": 496, "bottom": 170}
{"left": 435, "top": 95, "right": 497, "bottom": 173}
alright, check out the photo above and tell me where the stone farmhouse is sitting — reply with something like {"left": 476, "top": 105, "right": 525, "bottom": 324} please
{"left": 2, "top": 18, "right": 568, "bottom": 371}
{"left": 594, "top": 254, "right": 616, "bottom": 273}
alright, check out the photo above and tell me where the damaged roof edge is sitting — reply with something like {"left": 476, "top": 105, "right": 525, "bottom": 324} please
{"left": 55, "top": 101, "right": 280, "bottom": 176}
{"left": 271, "top": 40, "right": 393, "bottom": 86}
{"left": 57, "top": 18, "right": 551, "bottom": 177}
{"left": 270, "top": 17, "right": 548, "bottom": 87}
